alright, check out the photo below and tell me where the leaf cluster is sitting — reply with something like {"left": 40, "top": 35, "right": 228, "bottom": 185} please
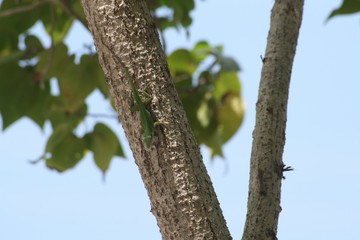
{"left": 168, "top": 41, "right": 244, "bottom": 157}
{"left": 0, "top": 0, "right": 243, "bottom": 175}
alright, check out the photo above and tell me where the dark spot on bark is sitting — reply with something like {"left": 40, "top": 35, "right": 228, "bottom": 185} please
{"left": 266, "top": 107, "right": 273, "bottom": 115}
{"left": 258, "top": 169, "right": 267, "bottom": 197}
{"left": 266, "top": 228, "right": 278, "bottom": 240}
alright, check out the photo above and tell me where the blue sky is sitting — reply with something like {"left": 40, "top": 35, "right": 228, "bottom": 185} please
{"left": 1, "top": 0, "right": 360, "bottom": 239}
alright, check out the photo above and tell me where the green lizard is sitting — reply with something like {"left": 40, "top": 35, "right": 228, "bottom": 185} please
{"left": 121, "top": 64, "right": 155, "bottom": 148}
{"left": 105, "top": 45, "right": 156, "bottom": 148}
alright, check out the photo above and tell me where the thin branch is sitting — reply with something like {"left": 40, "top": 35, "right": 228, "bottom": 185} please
{"left": 57, "top": 0, "right": 89, "bottom": 30}
{"left": 38, "top": 1, "right": 55, "bottom": 89}
{"left": 242, "top": 1, "right": 304, "bottom": 239}
{"left": 0, "top": 1, "right": 49, "bottom": 18}
{"left": 87, "top": 113, "right": 119, "bottom": 119}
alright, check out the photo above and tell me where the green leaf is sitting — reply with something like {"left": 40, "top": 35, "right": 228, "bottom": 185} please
{"left": 48, "top": 102, "right": 87, "bottom": 131}
{"left": 70, "top": 1, "right": 87, "bottom": 24}
{"left": 214, "top": 45, "right": 224, "bottom": 54}
{"left": 24, "top": 34, "right": 44, "bottom": 58}
{"left": 0, "top": 0, "right": 42, "bottom": 49}
{"left": 45, "top": 103, "right": 87, "bottom": 153}
{"left": 172, "top": 72, "right": 193, "bottom": 89}
{"left": 217, "top": 93, "right": 245, "bottom": 143}
{"left": 46, "top": 133, "right": 87, "bottom": 172}
{"left": 171, "top": 0, "right": 194, "bottom": 28}
{"left": 195, "top": 96, "right": 218, "bottom": 142}
{"left": 200, "top": 94, "right": 245, "bottom": 159}
{"left": 0, "top": 63, "right": 51, "bottom": 129}
{"left": 39, "top": 4, "right": 74, "bottom": 44}
{"left": 328, "top": 0, "right": 360, "bottom": 19}
{"left": 45, "top": 125, "right": 73, "bottom": 153}
{"left": 155, "top": 0, "right": 195, "bottom": 30}
{"left": 37, "top": 44, "right": 98, "bottom": 112}
{"left": 78, "top": 54, "right": 106, "bottom": 96}
{"left": 203, "top": 129, "right": 224, "bottom": 159}
{"left": 168, "top": 49, "right": 198, "bottom": 74}
{"left": 36, "top": 43, "right": 75, "bottom": 79}
{"left": 56, "top": 54, "right": 103, "bottom": 111}
{"left": 89, "top": 123, "right": 124, "bottom": 174}
{"left": 192, "top": 41, "right": 212, "bottom": 62}
{"left": 213, "top": 72, "right": 241, "bottom": 101}
{"left": 219, "top": 57, "right": 241, "bottom": 72}
{"left": 197, "top": 99, "right": 212, "bottom": 128}
{"left": 180, "top": 90, "right": 203, "bottom": 132}
{"left": 0, "top": 50, "right": 26, "bottom": 65}
{"left": 24, "top": 78, "right": 52, "bottom": 128}
{"left": 0, "top": 63, "right": 25, "bottom": 128}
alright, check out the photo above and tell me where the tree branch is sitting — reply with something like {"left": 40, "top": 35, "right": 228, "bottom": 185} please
{"left": 0, "top": 1, "right": 49, "bottom": 18}
{"left": 80, "top": 0, "right": 232, "bottom": 239}
{"left": 57, "top": 0, "right": 89, "bottom": 30}
{"left": 87, "top": 113, "right": 118, "bottom": 119}
{"left": 242, "top": 1, "right": 304, "bottom": 239}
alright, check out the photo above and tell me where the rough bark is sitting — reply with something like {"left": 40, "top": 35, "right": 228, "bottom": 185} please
{"left": 80, "top": 1, "right": 231, "bottom": 239}
{"left": 242, "top": 1, "right": 304, "bottom": 240}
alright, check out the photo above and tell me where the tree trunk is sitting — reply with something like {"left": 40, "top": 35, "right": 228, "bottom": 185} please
{"left": 80, "top": 0, "right": 231, "bottom": 239}
{"left": 242, "top": 1, "right": 304, "bottom": 240}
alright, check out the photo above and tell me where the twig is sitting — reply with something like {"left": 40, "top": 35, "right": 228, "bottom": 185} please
{"left": 0, "top": 1, "right": 49, "bottom": 18}
{"left": 57, "top": 0, "right": 89, "bottom": 30}
{"left": 87, "top": 113, "right": 119, "bottom": 119}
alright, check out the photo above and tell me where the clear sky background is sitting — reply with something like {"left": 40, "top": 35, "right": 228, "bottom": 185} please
{"left": 1, "top": 0, "right": 360, "bottom": 239}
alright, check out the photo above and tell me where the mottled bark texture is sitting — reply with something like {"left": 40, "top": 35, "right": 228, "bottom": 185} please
{"left": 242, "top": 1, "right": 304, "bottom": 240}
{"left": 80, "top": 1, "right": 231, "bottom": 239}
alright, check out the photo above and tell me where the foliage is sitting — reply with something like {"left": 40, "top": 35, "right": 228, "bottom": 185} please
{"left": 0, "top": 0, "right": 243, "bottom": 174}
{"left": 168, "top": 42, "right": 244, "bottom": 157}
{"left": 147, "top": 0, "right": 195, "bottom": 31}
{"left": 328, "top": 0, "right": 360, "bottom": 19}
